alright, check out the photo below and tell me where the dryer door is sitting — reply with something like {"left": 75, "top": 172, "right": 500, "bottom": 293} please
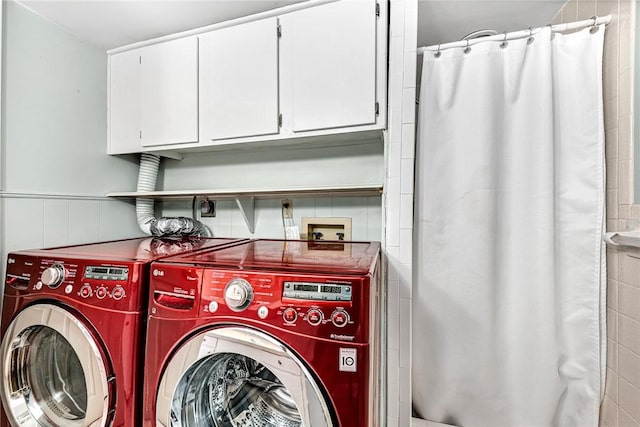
{"left": 0, "top": 303, "right": 111, "bottom": 427}
{"left": 157, "top": 326, "right": 334, "bottom": 427}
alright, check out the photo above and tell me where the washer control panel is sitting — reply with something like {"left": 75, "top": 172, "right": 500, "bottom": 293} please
{"left": 195, "top": 268, "right": 370, "bottom": 342}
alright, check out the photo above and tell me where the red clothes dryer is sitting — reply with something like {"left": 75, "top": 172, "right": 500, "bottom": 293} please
{"left": 0, "top": 237, "right": 243, "bottom": 427}
{"left": 143, "top": 239, "right": 384, "bottom": 427}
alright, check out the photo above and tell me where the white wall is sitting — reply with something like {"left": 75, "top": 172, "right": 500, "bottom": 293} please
{"left": 0, "top": 1, "right": 142, "bottom": 281}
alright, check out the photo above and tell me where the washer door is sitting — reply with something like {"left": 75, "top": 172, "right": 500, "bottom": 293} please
{"left": 156, "top": 327, "right": 334, "bottom": 427}
{"left": 0, "top": 304, "right": 111, "bottom": 427}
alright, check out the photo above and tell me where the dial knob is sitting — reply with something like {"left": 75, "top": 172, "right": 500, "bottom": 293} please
{"left": 41, "top": 264, "right": 65, "bottom": 288}
{"left": 224, "top": 278, "right": 253, "bottom": 311}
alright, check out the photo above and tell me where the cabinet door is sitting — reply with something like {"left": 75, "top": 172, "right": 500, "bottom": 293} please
{"left": 109, "top": 49, "right": 141, "bottom": 154}
{"left": 140, "top": 37, "right": 198, "bottom": 147}
{"left": 280, "top": 0, "right": 377, "bottom": 133}
{"left": 199, "top": 18, "right": 279, "bottom": 141}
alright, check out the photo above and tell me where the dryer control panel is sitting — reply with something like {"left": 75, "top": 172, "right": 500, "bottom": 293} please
{"left": 4, "top": 254, "right": 144, "bottom": 311}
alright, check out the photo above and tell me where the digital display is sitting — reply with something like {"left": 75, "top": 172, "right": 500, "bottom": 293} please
{"left": 294, "top": 284, "right": 319, "bottom": 292}
{"left": 85, "top": 266, "right": 128, "bottom": 281}
{"left": 283, "top": 282, "right": 352, "bottom": 301}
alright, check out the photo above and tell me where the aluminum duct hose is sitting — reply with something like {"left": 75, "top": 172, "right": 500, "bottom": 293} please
{"left": 136, "top": 153, "right": 161, "bottom": 235}
{"left": 135, "top": 153, "right": 209, "bottom": 237}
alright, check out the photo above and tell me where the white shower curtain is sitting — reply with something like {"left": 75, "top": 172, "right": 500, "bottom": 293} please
{"left": 413, "top": 25, "right": 606, "bottom": 427}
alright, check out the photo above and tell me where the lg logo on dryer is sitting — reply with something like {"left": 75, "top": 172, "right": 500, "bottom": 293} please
{"left": 152, "top": 269, "right": 165, "bottom": 277}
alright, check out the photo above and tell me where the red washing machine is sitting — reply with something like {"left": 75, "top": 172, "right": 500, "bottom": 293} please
{"left": 0, "top": 237, "right": 244, "bottom": 427}
{"left": 143, "top": 239, "right": 385, "bottom": 427}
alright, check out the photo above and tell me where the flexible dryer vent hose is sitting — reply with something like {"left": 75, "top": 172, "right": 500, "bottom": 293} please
{"left": 135, "top": 153, "right": 209, "bottom": 237}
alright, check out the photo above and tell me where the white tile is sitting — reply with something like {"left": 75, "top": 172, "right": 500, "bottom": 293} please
{"left": 619, "top": 315, "right": 640, "bottom": 355}
{"left": 68, "top": 200, "right": 101, "bottom": 244}
{"left": 399, "top": 399, "right": 412, "bottom": 427}
{"left": 386, "top": 246, "right": 400, "bottom": 282}
{"left": 387, "top": 380, "right": 400, "bottom": 419}
{"left": 367, "top": 196, "right": 383, "bottom": 241}
{"left": 401, "top": 123, "right": 416, "bottom": 159}
{"left": 399, "top": 298, "right": 411, "bottom": 368}
{"left": 387, "top": 279, "right": 400, "bottom": 349}
{"left": 160, "top": 200, "right": 190, "bottom": 218}
{"left": 388, "top": 143, "right": 402, "bottom": 178}
{"left": 403, "top": 51, "right": 417, "bottom": 88}
{"left": 4, "top": 198, "right": 44, "bottom": 253}
{"left": 609, "top": 339, "right": 619, "bottom": 372}
{"left": 313, "top": 198, "right": 333, "bottom": 218}
{"left": 332, "top": 197, "right": 368, "bottom": 240}
{"left": 601, "top": 395, "right": 618, "bottom": 427}
{"left": 399, "top": 262, "right": 412, "bottom": 300}
{"left": 609, "top": 249, "right": 620, "bottom": 281}
{"left": 619, "top": 345, "right": 640, "bottom": 388}
{"left": 619, "top": 408, "right": 640, "bottom": 427}
{"left": 620, "top": 253, "right": 640, "bottom": 287}
{"left": 607, "top": 158, "right": 618, "bottom": 190}
{"left": 44, "top": 199, "right": 69, "bottom": 247}
{"left": 402, "top": 87, "right": 417, "bottom": 124}
{"left": 389, "top": 0, "right": 405, "bottom": 38}
{"left": 403, "top": 0, "right": 418, "bottom": 51}
{"left": 399, "top": 228, "right": 413, "bottom": 262}
{"left": 605, "top": 127, "right": 618, "bottom": 160}
{"left": 253, "top": 199, "right": 285, "bottom": 239}
{"left": 609, "top": 279, "right": 619, "bottom": 311}
{"left": 619, "top": 378, "right": 640, "bottom": 422}
{"left": 607, "top": 190, "right": 619, "bottom": 219}
{"left": 387, "top": 417, "right": 399, "bottom": 427}
{"left": 619, "top": 283, "right": 640, "bottom": 321}
{"left": 400, "top": 194, "right": 413, "bottom": 230}
{"left": 609, "top": 308, "right": 618, "bottom": 342}
{"left": 385, "top": 178, "right": 401, "bottom": 247}
{"left": 605, "top": 367, "right": 619, "bottom": 402}
{"left": 207, "top": 200, "right": 233, "bottom": 238}
{"left": 400, "top": 158, "right": 415, "bottom": 194}
{"left": 99, "top": 200, "right": 142, "bottom": 240}
{"left": 390, "top": 36, "right": 405, "bottom": 82}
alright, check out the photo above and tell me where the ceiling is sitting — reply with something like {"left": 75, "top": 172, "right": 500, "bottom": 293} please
{"left": 17, "top": 0, "right": 566, "bottom": 51}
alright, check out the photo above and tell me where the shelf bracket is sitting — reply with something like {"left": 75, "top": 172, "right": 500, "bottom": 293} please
{"left": 234, "top": 196, "right": 255, "bottom": 234}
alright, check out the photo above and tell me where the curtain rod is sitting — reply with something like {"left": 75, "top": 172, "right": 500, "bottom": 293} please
{"left": 417, "top": 15, "right": 612, "bottom": 55}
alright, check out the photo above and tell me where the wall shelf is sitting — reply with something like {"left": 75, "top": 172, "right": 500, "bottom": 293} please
{"left": 106, "top": 185, "right": 383, "bottom": 233}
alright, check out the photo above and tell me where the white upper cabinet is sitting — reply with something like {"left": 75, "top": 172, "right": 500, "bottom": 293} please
{"left": 199, "top": 17, "right": 280, "bottom": 142}
{"left": 140, "top": 37, "right": 199, "bottom": 147}
{"left": 107, "top": 0, "right": 387, "bottom": 154}
{"left": 109, "top": 49, "right": 141, "bottom": 154}
{"left": 280, "top": 0, "right": 377, "bottom": 133}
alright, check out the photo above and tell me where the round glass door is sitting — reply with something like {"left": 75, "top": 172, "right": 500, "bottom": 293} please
{"left": 1, "top": 304, "right": 111, "bottom": 427}
{"left": 172, "top": 353, "right": 302, "bottom": 426}
{"left": 157, "top": 327, "right": 333, "bottom": 427}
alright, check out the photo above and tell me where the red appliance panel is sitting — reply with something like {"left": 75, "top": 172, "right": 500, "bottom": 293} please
{"left": 14, "top": 237, "right": 240, "bottom": 262}
{"left": 161, "top": 239, "right": 380, "bottom": 275}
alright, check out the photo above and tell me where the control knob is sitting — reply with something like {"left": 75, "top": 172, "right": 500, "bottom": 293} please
{"left": 41, "top": 264, "right": 65, "bottom": 288}
{"left": 96, "top": 286, "right": 108, "bottom": 300}
{"left": 79, "top": 284, "right": 93, "bottom": 298}
{"left": 331, "top": 309, "right": 350, "bottom": 328}
{"left": 111, "top": 285, "right": 125, "bottom": 301}
{"left": 306, "top": 308, "right": 324, "bottom": 326}
{"left": 224, "top": 278, "right": 253, "bottom": 311}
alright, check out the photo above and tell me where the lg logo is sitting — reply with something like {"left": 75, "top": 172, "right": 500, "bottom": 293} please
{"left": 152, "top": 269, "right": 165, "bottom": 277}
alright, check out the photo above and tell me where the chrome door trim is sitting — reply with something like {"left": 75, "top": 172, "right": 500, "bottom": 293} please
{"left": 156, "top": 326, "right": 334, "bottom": 427}
{"left": 0, "top": 303, "right": 111, "bottom": 427}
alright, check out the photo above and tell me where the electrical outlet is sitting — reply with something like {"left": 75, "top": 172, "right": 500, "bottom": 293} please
{"left": 200, "top": 200, "right": 216, "bottom": 217}
{"left": 301, "top": 217, "right": 352, "bottom": 241}
{"left": 281, "top": 200, "right": 293, "bottom": 219}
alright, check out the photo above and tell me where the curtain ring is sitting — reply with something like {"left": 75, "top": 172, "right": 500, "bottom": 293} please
{"left": 464, "top": 39, "right": 471, "bottom": 54}
{"left": 434, "top": 44, "right": 442, "bottom": 58}
{"left": 500, "top": 31, "right": 508, "bottom": 49}
{"left": 527, "top": 26, "right": 535, "bottom": 44}
{"left": 590, "top": 16, "right": 599, "bottom": 33}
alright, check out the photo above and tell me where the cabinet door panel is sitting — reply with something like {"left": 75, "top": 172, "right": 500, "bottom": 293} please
{"left": 109, "top": 50, "right": 141, "bottom": 154}
{"left": 141, "top": 37, "right": 198, "bottom": 147}
{"left": 282, "top": 0, "right": 377, "bottom": 132}
{"left": 199, "top": 18, "right": 279, "bottom": 141}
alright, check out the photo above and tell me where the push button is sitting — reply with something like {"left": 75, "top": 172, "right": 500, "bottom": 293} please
{"left": 331, "top": 309, "right": 350, "bottom": 328}
{"left": 283, "top": 307, "right": 297, "bottom": 324}
{"left": 306, "top": 309, "right": 323, "bottom": 326}
{"left": 111, "top": 285, "right": 125, "bottom": 301}
{"left": 79, "top": 284, "right": 93, "bottom": 298}
{"left": 96, "top": 286, "right": 108, "bottom": 300}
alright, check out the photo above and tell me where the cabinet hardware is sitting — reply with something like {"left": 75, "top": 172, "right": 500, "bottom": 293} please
{"left": 375, "top": 102, "right": 379, "bottom": 116}
{"left": 277, "top": 24, "right": 282, "bottom": 38}
{"left": 376, "top": 3, "right": 380, "bottom": 18}
{"left": 278, "top": 114, "right": 283, "bottom": 127}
